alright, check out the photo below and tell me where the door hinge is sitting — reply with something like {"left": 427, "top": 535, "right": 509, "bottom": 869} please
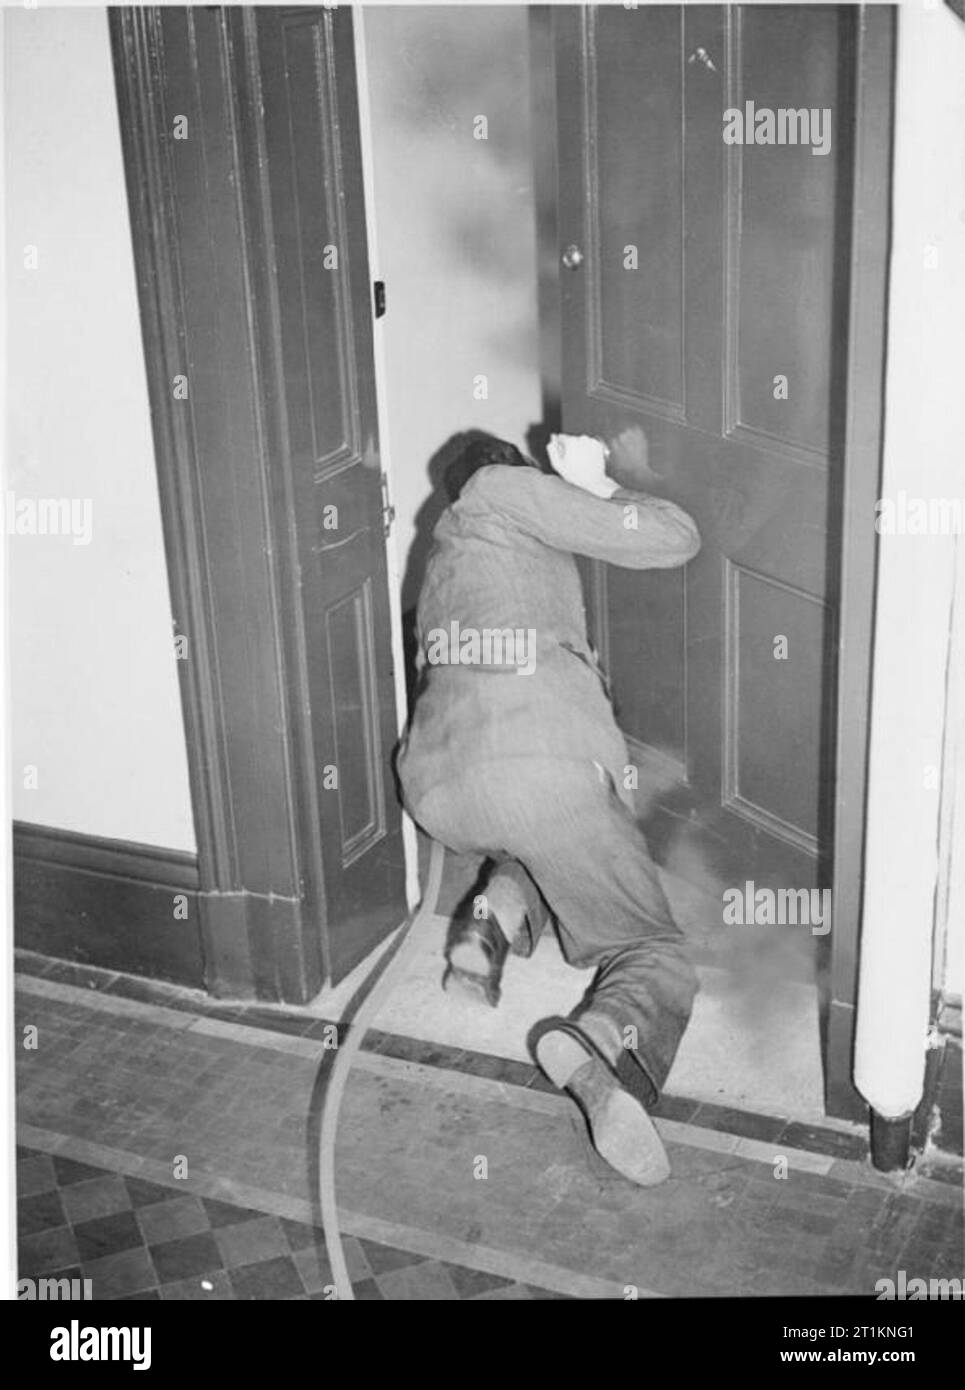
{"left": 380, "top": 471, "right": 395, "bottom": 537}
{"left": 374, "top": 279, "right": 386, "bottom": 319}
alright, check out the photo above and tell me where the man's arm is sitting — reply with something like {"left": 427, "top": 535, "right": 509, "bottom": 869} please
{"left": 466, "top": 465, "right": 700, "bottom": 570}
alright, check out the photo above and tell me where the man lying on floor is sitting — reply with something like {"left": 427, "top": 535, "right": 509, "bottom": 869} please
{"left": 396, "top": 427, "right": 701, "bottom": 1187}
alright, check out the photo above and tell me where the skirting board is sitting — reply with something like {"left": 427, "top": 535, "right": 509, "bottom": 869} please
{"left": 13, "top": 821, "right": 204, "bottom": 988}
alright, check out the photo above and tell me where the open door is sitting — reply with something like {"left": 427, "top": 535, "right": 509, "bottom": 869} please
{"left": 249, "top": 6, "right": 406, "bottom": 981}
{"left": 112, "top": 5, "right": 405, "bottom": 997}
{"left": 554, "top": 4, "right": 891, "bottom": 1115}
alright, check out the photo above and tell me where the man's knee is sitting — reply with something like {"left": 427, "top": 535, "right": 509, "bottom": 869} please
{"left": 601, "top": 936, "right": 698, "bottom": 1015}
{"left": 660, "top": 937, "right": 699, "bottom": 1013}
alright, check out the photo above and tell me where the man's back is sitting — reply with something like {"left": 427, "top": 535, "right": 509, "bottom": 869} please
{"left": 397, "top": 462, "right": 700, "bottom": 815}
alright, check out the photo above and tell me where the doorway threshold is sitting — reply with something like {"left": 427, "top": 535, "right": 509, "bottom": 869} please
{"left": 303, "top": 903, "right": 844, "bottom": 1135}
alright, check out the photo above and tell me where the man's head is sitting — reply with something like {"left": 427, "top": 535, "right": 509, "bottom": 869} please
{"left": 460, "top": 435, "right": 542, "bottom": 473}
{"left": 443, "top": 432, "right": 546, "bottom": 500}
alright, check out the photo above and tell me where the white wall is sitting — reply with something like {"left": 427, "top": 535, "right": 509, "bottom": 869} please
{"left": 5, "top": 7, "right": 195, "bottom": 851}
{"left": 361, "top": 5, "right": 543, "bottom": 613}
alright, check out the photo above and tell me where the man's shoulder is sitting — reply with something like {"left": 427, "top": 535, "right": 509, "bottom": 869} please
{"left": 461, "top": 462, "right": 523, "bottom": 495}
{"left": 460, "top": 462, "right": 547, "bottom": 508}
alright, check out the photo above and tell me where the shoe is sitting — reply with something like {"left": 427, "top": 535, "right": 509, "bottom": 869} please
{"left": 443, "top": 912, "right": 510, "bottom": 1008}
{"left": 532, "top": 1019, "right": 670, "bottom": 1187}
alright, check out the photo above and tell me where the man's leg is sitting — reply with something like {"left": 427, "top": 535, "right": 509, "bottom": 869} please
{"left": 444, "top": 858, "right": 550, "bottom": 1005}
{"left": 444, "top": 760, "right": 697, "bottom": 1184}
{"left": 408, "top": 786, "right": 550, "bottom": 1005}
{"left": 481, "top": 858, "right": 551, "bottom": 959}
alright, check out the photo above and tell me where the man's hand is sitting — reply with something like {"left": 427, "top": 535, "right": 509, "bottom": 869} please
{"left": 546, "top": 433, "right": 619, "bottom": 499}
{"left": 606, "top": 425, "right": 664, "bottom": 492}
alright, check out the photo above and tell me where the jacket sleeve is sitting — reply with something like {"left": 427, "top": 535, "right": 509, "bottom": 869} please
{"left": 464, "top": 466, "right": 700, "bottom": 570}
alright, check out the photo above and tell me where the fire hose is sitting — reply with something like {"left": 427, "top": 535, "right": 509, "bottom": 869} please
{"left": 318, "top": 838, "right": 446, "bottom": 1300}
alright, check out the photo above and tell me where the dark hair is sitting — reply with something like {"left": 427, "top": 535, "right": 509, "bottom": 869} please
{"left": 461, "top": 436, "right": 534, "bottom": 472}
{"left": 443, "top": 432, "right": 541, "bottom": 500}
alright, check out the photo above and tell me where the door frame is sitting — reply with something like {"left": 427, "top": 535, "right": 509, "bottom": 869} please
{"left": 109, "top": 4, "right": 405, "bottom": 1003}
{"left": 112, "top": 1, "right": 895, "bottom": 1112}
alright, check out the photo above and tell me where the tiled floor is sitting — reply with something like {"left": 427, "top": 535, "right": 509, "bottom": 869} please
{"left": 17, "top": 1148, "right": 565, "bottom": 1301}
{"left": 15, "top": 959, "right": 964, "bottom": 1300}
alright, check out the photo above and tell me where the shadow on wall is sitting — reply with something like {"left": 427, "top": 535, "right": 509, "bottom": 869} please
{"left": 363, "top": 5, "right": 546, "bottom": 609}
{"left": 371, "top": 7, "right": 537, "bottom": 328}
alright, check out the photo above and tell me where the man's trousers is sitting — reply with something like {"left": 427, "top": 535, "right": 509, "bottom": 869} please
{"left": 410, "top": 757, "right": 698, "bottom": 1107}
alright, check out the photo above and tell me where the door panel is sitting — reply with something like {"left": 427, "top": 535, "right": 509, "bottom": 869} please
{"left": 729, "top": 6, "right": 842, "bottom": 460}
{"left": 606, "top": 566, "right": 687, "bottom": 758}
{"left": 556, "top": 3, "right": 855, "bottom": 892}
{"left": 252, "top": 6, "right": 405, "bottom": 980}
{"left": 591, "top": 5, "right": 685, "bottom": 414}
{"left": 725, "top": 561, "right": 826, "bottom": 849}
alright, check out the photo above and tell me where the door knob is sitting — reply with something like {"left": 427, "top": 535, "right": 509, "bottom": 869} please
{"left": 561, "top": 243, "right": 584, "bottom": 271}
{"left": 687, "top": 45, "right": 718, "bottom": 72}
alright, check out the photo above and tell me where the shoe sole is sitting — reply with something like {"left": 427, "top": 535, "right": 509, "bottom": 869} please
{"left": 443, "top": 939, "right": 501, "bottom": 1008}
{"left": 535, "top": 1030, "right": 670, "bottom": 1187}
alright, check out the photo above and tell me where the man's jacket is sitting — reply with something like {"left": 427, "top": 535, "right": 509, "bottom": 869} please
{"left": 396, "top": 463, "right": 700, "bottom": 817}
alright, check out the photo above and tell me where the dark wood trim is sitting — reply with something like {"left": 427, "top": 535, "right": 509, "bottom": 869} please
{"left": 932, "top": 1035, "right": 962, "bottom": 1159}
{"left": 109, "top": 7, "right": 245, "bottom": 993}
{"left": 825, "top": 3, "right": 896, "bottom": 1121}
{"left": 528, "top": 6, "right": 562, "bottom": 431}
{"left": 937, "top": 994, "right": 962, "bottom": 1039}
{"left": 108, "top": 11, "right": 234, "bottom": 889}
{"left": 870, "top": 1111, "right": 912, "bottom": 1173}
{"left": 13, "top": 822, "right": 199, "bottom": 888}
{"left": 226, "top": 5, "right": 336, "bottom": 982}
{"left": 13, "top": 822, "right": 204, "bottom": 987}
{"left": 108, "top": 7, "right": 330, "bottom": 1002}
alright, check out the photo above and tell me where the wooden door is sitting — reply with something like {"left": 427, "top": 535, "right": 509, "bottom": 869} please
{"left": 113, "top": 4, "right": 405, "bottom": 995}
{"left": 250, "top": 6, "right": 406, "bottom": 981}
{"left": 554, "top": 4, "right": 894, "bottom": 1116}
{"left": 556, "top": 4, "right": 858, "bottom": 900}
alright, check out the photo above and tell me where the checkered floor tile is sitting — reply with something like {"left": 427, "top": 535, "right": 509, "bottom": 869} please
{"left": 16, "top": 1147, "right": 568, "bottom": 1301}
{"left": 15, "top": 966, "right": 962, "bottom": 1300}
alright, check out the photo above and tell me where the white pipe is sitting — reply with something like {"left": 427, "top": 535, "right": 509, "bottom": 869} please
{"left": 0, "top": 9, "right": 17, "bottom": 1304}
{"left": 932, "top": 537, "right": 965, "bottom": 1006}
{"left": 853, "top": 2, "right": 965, "bottom": 1119}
